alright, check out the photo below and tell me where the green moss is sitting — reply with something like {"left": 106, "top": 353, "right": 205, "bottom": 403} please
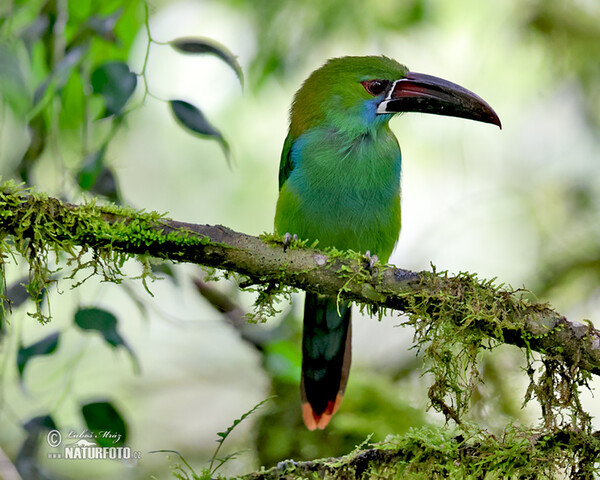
{"left": 249, "top": 424, "right": 600, "bottom": 479}
{"left": 2, "top": 181, "right": 599, "bottom": 476}
{"left": 390, "top": 267, "right": 593, "bottom": 439}
{"left": 0, "top": 181, "right": 213, "bottom": 323}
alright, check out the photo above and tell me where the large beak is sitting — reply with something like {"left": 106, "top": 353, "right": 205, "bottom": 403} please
{"left": 377, "top": 72, "right": 501, "bottom": 128}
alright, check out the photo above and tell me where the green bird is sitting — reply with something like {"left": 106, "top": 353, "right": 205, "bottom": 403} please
{"left": 274, "top": 56, "right": 500, "bottom": 430}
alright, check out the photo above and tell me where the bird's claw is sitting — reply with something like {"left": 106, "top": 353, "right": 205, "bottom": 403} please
{"left": 283, "top": 232, "right": 298, "bottom": 252}
{"left": 364, "top": 250, "right": 379, "bottom": 272}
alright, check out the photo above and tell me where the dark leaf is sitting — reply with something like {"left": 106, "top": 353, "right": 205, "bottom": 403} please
{"left": 170, "top": 100, "right": 231, "bottom": 166}
{"left": 91, "top": 62, "right": 137, "bottom": 116}
{"left": 65, "top": 10, "right": 121, "bottom": 51}
{"left": 6, "top": 276, "right": 37, "bottom": 309}
{"left": 74, "top": 307, "right": 137, "bottom": 369}
{"left": 19, "top": 114, "right": 47, "bottom": 184}
{"left": 22, "top": 414, "right": 57, "bottom": 433}
{"left": 78, "top": 146, "right": 106, "bottom": 191}
{"left": 151, "top": 263, "right": 179, "bottom": 284}
{"left": 17, "top": 332, "right": 60, "bottom": 379}
{"left": 89, "top": 167, "right": 121, "bottom": 203}
{"left": 17, "top": 415, "right": 60, "bottom": 480}
{"left": 171, "top": 37, "right": 244, "bottom": 88}
{"left": 77, "top": 145, "right": 121, "bottom": 202}
{"left": 74, "top": 307, "right": 124, "bottom": 349}
{"left": 81, "top": 401, "right": 127, "bottom": 447}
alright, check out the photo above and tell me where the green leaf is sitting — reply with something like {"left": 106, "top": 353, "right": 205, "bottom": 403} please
{"left": 33, "top": 44, "right": 89, "bottom": 106}
{"left": 20, "top": 16, "right": 52, "bottom": 51}
{"left": 74, "top": 307, "right": 126, "bottom": 348}
{"left": 170, "top": 37, "right": 244, "bottom": 88}
{"left": 0, "top": 39, "right": 32, "bottom": 116}
{"left": 209, "top": 397, "right": 272, "bottom": 473}
{"left": 74, "top": 307, "right": 137, "bottom": 369}
{"left": 81, "top": 401, "right": 127, "bottom": 447}
{"left": 17, "top": 332, "right": 60, "bottom": 379}
{"left": 89, "top": 167, "right": 120, "bottom": 203}
{"left": 149, "top": 449, "right": 198, "bottom": 478}
{"left": 91, "top": 61, "right": 137, "bottom": 116}
{"left": 150, "top": 262, "right": 179, "bottom": 285}
{"left": 59, "top": 70, "right": 86, "bottom": 131}
{"left": 170, "top": 100, "right": 231, "bottom": 166}
{"left": 78, "top": 146, "right": 106, "bottom": 191}
{"left": 18, "top": 113, "right": 46, "bottom": 185}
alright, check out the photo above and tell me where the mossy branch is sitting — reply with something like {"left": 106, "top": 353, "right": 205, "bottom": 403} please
{"left": 0, "top": 184, "right": 598, "bottom": 377}
{"left": 244, "top": 426, "right": 600, "bottom": 479}
{"left": 3, "top": 184, "right": 600, "bottom": 476}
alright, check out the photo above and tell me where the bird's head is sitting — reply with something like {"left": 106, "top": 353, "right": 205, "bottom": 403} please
{"left": 289, "top": 56, "right": 500, "bottom": 138}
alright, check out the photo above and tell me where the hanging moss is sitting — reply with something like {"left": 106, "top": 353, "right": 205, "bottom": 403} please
{"left": 2, "top": 180, "right": 600, "bottom": 477}
{"left": 0, "top": 181, "right": 210, "bottom": 322}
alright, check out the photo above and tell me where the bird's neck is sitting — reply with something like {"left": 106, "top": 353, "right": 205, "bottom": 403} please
{"left": 292, "top": 123, "right": 401, "bottom": 185}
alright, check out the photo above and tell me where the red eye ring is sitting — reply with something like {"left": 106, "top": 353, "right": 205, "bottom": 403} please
{"left": 361, "top": 79, "right": 388, "bottom": 96}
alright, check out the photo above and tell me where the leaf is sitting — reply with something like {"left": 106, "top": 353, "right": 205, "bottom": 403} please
{"left": 77, "top": 145, "right": 121, "bottom": 201}
{"left": 18, "top": 114, "right": 47, "bottom": 185}
{"left": 150, "top": 262, "right": 179, "bottom": 284}
{"left": 170, "top": 100, "right": 231, "bottom": 166}
{"left": 17, "top": 415, "right": 58, "bottom": 478}
{"left": 170, "top": 38, "right": 244, "bottom": 88}
{"left": 33, "top": 44, "right": 89, "bottom": 106}
{"left": 149, "top": 449, "right": 198, "bottom": 478}
{"left": 86, "top": 10, "right": 122, "bottom": 42}
{"left": 17, "top": 332, "right": 60, "bottom": 379}
{"left": 59, "top": 71, "right": 86, "bottom": 131}
{"left": 171, "top": 37, "right": 244, "bottom": 88}
{"left": 91, "top": 61, "right": 137, "bottom": 116}
{"left": 89, "top": 167, "right": 120, "bottom": 203}
{"left": 77, "top": 146, "right": 106, "bottom": 191}
{"left": 6, "top": 276, "right": 40, "bottom": 309}
{"left": 74, "top": 307, "right": 137, "bottom": 369}
{"left": 19, "top": 15, "right": 51, "bottom": 51}
{"left": 209, "top": 397, "right": 272, "bottom": 473}
{"left": 22, "top": 414, "right": 57, "bottom": 433}
{"left": 81, "top": 401, "right": 127, "bottom": 447}
{"left": 0, "top": 39, "right": 32, "bottom": 116}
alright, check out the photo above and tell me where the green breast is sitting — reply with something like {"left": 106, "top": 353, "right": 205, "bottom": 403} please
{"left": 275, "top": 127, "right": 402, "bottom": 262}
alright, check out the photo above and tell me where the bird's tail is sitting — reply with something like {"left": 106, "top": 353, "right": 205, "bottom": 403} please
{"left": 301, "top": 292, "right": 352, "bottom": 430}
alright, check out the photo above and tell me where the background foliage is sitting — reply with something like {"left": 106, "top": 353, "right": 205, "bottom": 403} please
{"left": 1, "top": 0, "right": 600, "bottom": 478}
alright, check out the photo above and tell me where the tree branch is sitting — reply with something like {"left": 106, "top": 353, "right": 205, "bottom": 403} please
{"left": 243, "top": 427, "right": 600, "bottom": 479}
{"left": 1, "top": 186, "right": 599, "bottom": 377}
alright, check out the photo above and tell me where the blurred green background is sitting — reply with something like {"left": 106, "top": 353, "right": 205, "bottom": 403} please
{"left": 1, "top": 0, "right": 600, "bottom": 478}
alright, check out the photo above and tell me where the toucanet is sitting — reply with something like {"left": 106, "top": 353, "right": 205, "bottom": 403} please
{"left": 274, "top": 56, "right": 501, "bottom": 430}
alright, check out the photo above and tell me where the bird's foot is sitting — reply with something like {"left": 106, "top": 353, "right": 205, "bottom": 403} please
{"left": 283, "top": 232, "right": 298, "bottom": 252}
{"left": 364, "top": 251, "right": 381, "bottom": 316}
{"left": 364, "top": 250, "right": 379, "bottom": 272}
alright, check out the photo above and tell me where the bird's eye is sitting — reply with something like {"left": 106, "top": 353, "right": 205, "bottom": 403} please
{"left": 361, "top": 79, "right": 388, "bottom": 96}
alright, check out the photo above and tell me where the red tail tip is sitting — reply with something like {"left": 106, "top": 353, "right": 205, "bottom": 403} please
{"left": 301, "top": 394, "right": 343, "bottom": 430}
